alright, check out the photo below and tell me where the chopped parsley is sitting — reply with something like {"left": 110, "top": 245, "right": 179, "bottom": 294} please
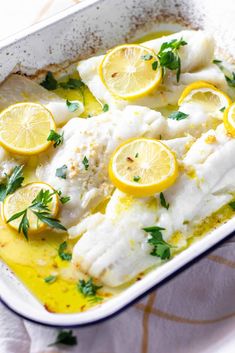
{"left": 133, "top": 175, "right": 141, "bottom": 182}
{"left": 58, "top": 241, "right": 72, "bottom": 261}
{"left": 56, "top": 190, "right": 70, "bottom": 204}
{"left": 47, "top": 130, "right": 64, "bottom": 148}
{"left": 135, "top": 152, "right": 139, "bottom": 158}
{"left": 7, "top": 189, "right": 66, "bottom": 240}
{"left": 220, "top": 106, "right": 226, "bottom": 112}
{"left": 0, "top": 165, "right": 24, "bottom": 201}
{"left": 157, "top": 37, "right": 187, "bottom": 81}
{"left": 143, "top": 226, "right": 172, "bottom": 260}
{"left": 229, "top": 201, "right": 235, "bottom": 210}
{"left": 152, "top": 61, "right": 159, "bottom": 71}
{"left": 141, "top": 53, "right": 153, "bottom": 61}
{"left": 49, "top": 330, "right": 77, "bottom": 347}
{"left": 66, "top": 99, "right": 79, "bottom": 112}
{"left": 40, "top": 71, "right": 58, "bottom": 90}
{"left": 213, "top": 59, "right": 222, "bottom": 64}
{"left": 225, "top": 72, "right": 235, "bottom": 88}
{"left": 55, "top": 165, "right": 67, "bottom": 179}
{"left": 102, "top": 103, "right": 109, "bottom": 112}
{"left": 160, "top": 192, "right": 169, "bottom": 209}
{"left": 78, "top": 277, "right": 102, "bottom": 298}
{"left": 59, "top": 78, "right": 84, "bottom": 90}
{"left": 44, "top": 275, "right": 57, "bottom": 284}
{"left": 168, "top": 111, "right": 189, "bottom": 121}
{"left": 82, "top": 156, "right": 89, "bottom": 171}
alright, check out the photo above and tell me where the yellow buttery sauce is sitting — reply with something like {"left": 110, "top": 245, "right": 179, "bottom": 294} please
{"left": 0, "top": 31, "right": 234, "bottom": 314}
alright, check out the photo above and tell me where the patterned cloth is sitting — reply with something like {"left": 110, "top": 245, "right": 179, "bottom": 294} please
{"left": 0, "top": 1, "right": 235, "bottom": 353}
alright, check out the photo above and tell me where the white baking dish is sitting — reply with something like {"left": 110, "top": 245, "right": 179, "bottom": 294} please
{"left": 0, "top": 0, "right": 235, "bottom": 327}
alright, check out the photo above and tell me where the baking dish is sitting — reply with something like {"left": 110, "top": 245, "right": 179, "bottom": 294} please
{"left": 0, "top": 0, "right": 235, "bottom": 327}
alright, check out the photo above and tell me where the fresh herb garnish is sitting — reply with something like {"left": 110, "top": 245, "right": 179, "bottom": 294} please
{"left": 141, "top": 53, "right": 153, "bottom": 61}
{"left": 160, "top": 192, "right": 169, "bottom": 209}
{"left": 66, "top": 99, "right": 79, "bottom": 112}
{"left": 49, "top": 330, "right": 77, "bottom": 347}
{"left": 59, "top": 78, "right": 84, "bottom": 90}
{"left": 56, "top": 165, "right": 67, "bottom": 179}
{"left": 220, "top": 106, "right": 226, "bottom": 112}
{"left": 47, "top": 130, "right": 64, "bottom": 148}
{"left": 152, "top": 61, "right": 158, "bottom": 71}
{"left": 82, "top": 156, "right": 89, "bottom": 171}
{"left": 78, "top": 277, "right": 102, "bottom": 297}
{"left": 143, "top": 226, "right": 172, "bottom": 260}
{"left": 7, "top": 189, "right": 66, "bottom": 240}
{"left": 135, "top": 152, "right": 139, "bottom": 158}
{"left": 168, "top": 111, "right": 189, "bottom": 121}
{"left": 213, "top": 59, "right": 222, "bottom": 64}
{"left": 56, "top": 190, "right": 70, "bottom": 204}
{"left": 44, "top": 275, "right": 57, "bottom": 284}
{"left": 58, "top": 241, "right": 72, "bottom": 261}
{"left": 0, "top": 165, "right": 24, "bottom": 201}
{"left": 133, "top": 175, "right": 141, "bottom": 182}
{"left": 225, "top": 72, "right": 235, "bottom": 88}
{"left": 40, "top": 71, "right": 58, "bottom": 90}
{"left": 229, "top": 201, "right": 235, "bottom": 210}
{"left": 157, "top": 37, "right": 187, "bottom": 81}
{"left": 102, "top": 103, "right": 109, "bottom": 112}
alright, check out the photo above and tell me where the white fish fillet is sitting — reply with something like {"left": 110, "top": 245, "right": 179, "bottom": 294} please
{"left": 0, "top": 74, "right": 84, "bottom": 126}
{"left": 72, "top": 125, "right": 235, "bottom": 286}
{"left": 78, "top": 30, "right": 227, "bottom": 110}
{"left": 36, "top": 106, "right": 166, "bottom": 227}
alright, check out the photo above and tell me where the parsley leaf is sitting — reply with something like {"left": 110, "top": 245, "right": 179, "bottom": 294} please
{"left": 82, "top": 156, "right": 89, "bottom": 171}
{"left": 229, "top": 201, "right": 235, "bottom": 210}
{"left": 49, "top": 330, "right": 77, "bottom": 347}
{"left": 56, "top": 165, "right": 67, "bottom": 179}
{"left": 168, "top": 111, "right": 189, "bottom": 121}
{"left": 143, "top": 226, "right": 172, "bottom": 260}
{"left": 225, "top": 72, "right": 235, "bottom": 88}
{"left": 44, "top": 275, "right": 57, "bottom": 284}
{"left": 59, "top": 78, "right": 84, "bottom": 90}
{"left": 141, "top": 53, "right": 153, "bottom": 61}
{"left": 40, "top": 72, "right": 58, "bottom": 90}
{"left": 102, "top": 103, "right": 109, "bottom": 112}
{"left": 7, "top": 189, "right": 67, "bottom": 240}
{"left": 78, "top": 277, "right": 102, "bottom": 297}
{"left": 58, "top": 241, "right": 72, "bottom": 261}
{"left": 0, "top": 165, "right": 24, "bottom": 201}
{"left": 220, "top": 106, "right": 226, "bottom": 112}
{"left": 213, "top": 59, "right": 222, "bottom": 64}
{"left": 160, "top": 192, "right": 169, "bottom": 209}
{"left": 66, "top": 99, "right": 79, "bottom": 112}
{"left": 152, "top": 61, "right": 158, "bottom": 71}
{"left": 157, "top": 38, "right": 187, "bottom": 82}
{"left": 47, "top": 130, "right": 64, "bottom": 148}
{"left": 133, "top": 175, "right": 141, "bottom": 182}
{"left": 56, "top": 190, "right": 70, "bottom": 204}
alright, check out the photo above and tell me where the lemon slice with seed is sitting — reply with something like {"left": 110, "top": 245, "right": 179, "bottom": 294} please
{"left": 0, "top": 102, "right": 56, "bottom": 155}
{"left": 109, "top": 138, "right": 178, "bottom": 197}
{"left": 178, "top": 81, "right": 232, "bottom": 117}
{"left": 224, "top": 103, "right": 235, "bottom": 136}
{"left": 3, "top": 182, "right": 59, "bottom": 234}
{"left": 99, "top": 44, "right": 161, "bottom": 99}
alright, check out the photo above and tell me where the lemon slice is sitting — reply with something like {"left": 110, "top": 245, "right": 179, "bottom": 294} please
{"left": 178, "top": 81, "right": 232, "bottom": 117}
{"left": 109, "top": 138, "right": 178, "bottom": 197}
{"left": 224, "top": 103, "right": 235, "bottom": 136}
{"left": 99, "top": 44, "right": 162, "bottom": 99}
{"left": 3, "top": 182, "right": 59, "bottom": 234}
{"left": 0, "top": 102, "right": 56, "bottom": 155}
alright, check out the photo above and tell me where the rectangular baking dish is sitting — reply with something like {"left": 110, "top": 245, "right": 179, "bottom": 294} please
{"left": 0, "top": 0, "right": 235, "bottom": 327}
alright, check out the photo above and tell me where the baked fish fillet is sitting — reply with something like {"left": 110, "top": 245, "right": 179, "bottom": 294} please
{"left": 78, "top": 30, "right": 227, "bottom": 110}
{"left": 0, "top": 74, "right": 84, "bottom": 126}
{"left": 71, "top": 125, "right": 235, "bottom": 286}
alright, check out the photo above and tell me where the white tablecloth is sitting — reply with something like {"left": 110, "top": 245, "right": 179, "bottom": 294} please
{"left": 0, "top": 1, "right": 235, "bottom": 352}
